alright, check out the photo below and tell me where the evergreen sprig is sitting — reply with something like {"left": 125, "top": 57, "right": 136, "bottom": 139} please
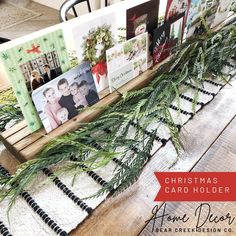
{"left": 0, "top": 88, "right": 23, "bottom": 131}
{"left": 1, "top": 22, "right": 236, "bottom": 208}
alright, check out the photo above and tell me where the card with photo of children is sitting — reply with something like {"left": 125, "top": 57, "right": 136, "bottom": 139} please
{"left": 123, "top": 33, "right": 148, "bottom": 62}
{"left": 32, "top": 62, "right": 99, "bottom": 133}
{"left": 106, "top": 32, "right": 148, "bottom": 93}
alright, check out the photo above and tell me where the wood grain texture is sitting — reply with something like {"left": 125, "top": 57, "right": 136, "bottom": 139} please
{"left": 0, "top": 120, "right": 27, "bottom": 139}
{"left": 0, "top": 59, "right": 167, "bottom": 162}
{"left": 142, "top": 117, "right": 236, "bottom": 236}
{"left": 69, "top": 78, "right": 236, "bottom": 235}
{"left": 0, "top": 148, "right": 20, "bottom": 175}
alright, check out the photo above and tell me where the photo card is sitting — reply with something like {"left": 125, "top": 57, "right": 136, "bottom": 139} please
{"left": 32, "top": 62, "right": 99, "bottom": 133}
{"left": 0, "top": 29, "right": 70, "bottom": 132}
{"left": 126, "top": 0, "right": 159, "bottom": 67}
{"left": 106, "top": 32, "right": 148, "bottom": 92}
{"left": 169, "top": 13, "right": 185, "bottom": 45}
{"left": 165, "top": 0, "right": 191, "bottom": 22}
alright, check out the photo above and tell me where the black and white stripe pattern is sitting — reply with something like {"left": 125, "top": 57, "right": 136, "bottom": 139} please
{"left": 158, "top": 116, "right": 182, "bottom": 131}
{"left": 0, "top": 221, "right": 12, "bottom": 236}
{"left": 85, "top": 168, "right": 108, "bottom": 188}
{"left": 204, "top": 79, "right": 223, "bottom": 87}
{"left": 184, "top": 82, "right": 216, "bottom": 97}
{"left": 42, "top": 168, "right": 93, "bottom": 214}
{"left": 169, "top": 104, "right": 194, "bottom": 118}
{"left": 20, "top": 192, "right": 67, "bottom": 236}
{"left": 129, "top": 121, "right": 168, "bottom": 145}
{"left": 179, "top": 94, "right": 205, "bottom": 107}
{"left": 69, "top": 157, "right": 109, "bottom": 188}
{"left": 224, "top": 61, "right": 236, "bottom": 69}
{"left": 0, "top": 165, "right": 68, "bottom": 236}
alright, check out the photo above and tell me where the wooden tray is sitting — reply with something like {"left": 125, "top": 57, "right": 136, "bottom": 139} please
{"left": 1, "top": 13, "right": 235, "bottom": 163}
{"left": 0, "top": 61, "right": 167, "bottom": 162}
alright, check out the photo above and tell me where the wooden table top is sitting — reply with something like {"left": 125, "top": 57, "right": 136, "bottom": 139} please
{"left": 69, "top": 76, "right": 236, "bottom": 235}
{"left": 0, "top": 73, "right": 235, "bottom": 236}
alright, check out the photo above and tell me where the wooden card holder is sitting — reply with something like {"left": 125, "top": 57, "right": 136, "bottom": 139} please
{"left": 1, "top": 13, "right": 235, "bottom": 164}
{"left": 0, "top": 61, "right": 166, "bottom": 163}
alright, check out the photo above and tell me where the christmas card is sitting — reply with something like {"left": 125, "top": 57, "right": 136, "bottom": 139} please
{"left": 0, "top": 29, "right": 70, "bottom": 132}
{"left": 32, "top": 62, "right": 99, "bottom": 133}
{"left": 165, "top": 0, "right": 191, "bottom": 22}
{"left": 71, "top": 12, "right": 117, "bottom": 94}
{"left": 169, "top": 13, "right": 185, "bottom": 45}
{"left": 106, "top": 32, "right": 148, "bottom": 92}
{"left": 126, "top": 0, "right": 159, "bottom": 68}
{"left": 126, "top": 0, "right": 159, "bottom": 40}
{"left": 158, "top": 0, "right": 168, "bottom": 26}
{"left": 153, "top": 21, "right": 171, "bottom": 65}
{"left": 185, "top": 0, "right": 203, "bottom": 38}
{"left": 113, "top": 0, "right": 152, "bottom": 43}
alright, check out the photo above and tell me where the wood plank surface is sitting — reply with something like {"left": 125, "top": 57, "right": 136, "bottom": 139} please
{"left": 0, "top": 147, "right": 20, "bottom": 175}
{"left": 6, "top": 126, "right": 32, "bottom": 145}
{"left": 0, "top": 120, "right": 27, "bottom": 139}
{"left": 14, "top": 129, "right": 46, "bottom": 152}
{"left": 18, "top": 60, "right": 167, "bottom": 161}
{"left": 142, "top": 116, "right": 236, "bottom": 236}
{"left": 69, "top": 77, "right": 236, "bottom": 235}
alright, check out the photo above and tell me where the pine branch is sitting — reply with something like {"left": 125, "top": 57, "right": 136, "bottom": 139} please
{"left": 1, "top": 22, "right": 236, "bottom": 208}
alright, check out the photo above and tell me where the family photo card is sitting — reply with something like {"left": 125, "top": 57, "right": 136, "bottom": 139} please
{"left": 0, "top": 29, "right": 70, "bottom": 131}
{"left": 32, "top": 62, "right": 99, "bottom": 133}
{"left": 107, "top": 32, "right": 148, "bottom": 92}
{"left": 126, "top": 0, "right": 159, "bottom": 67}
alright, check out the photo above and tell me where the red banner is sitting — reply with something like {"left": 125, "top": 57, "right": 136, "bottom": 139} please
{"left": 154, "top": 172, "right": 236, "bottom": 201}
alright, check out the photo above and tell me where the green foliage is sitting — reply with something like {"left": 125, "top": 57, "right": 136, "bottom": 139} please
{"left": 82, "top": 24, "right": 115, "bottom": 66}
{"left": 1, "top": 22, "right": 236, "bottom": 209}
{"left": 0, "top": 89, "right": 23, "bottom": 131}
{"left": 0, "top": 88, "right": 17, "bottom": 104}
{"left": 0, "top": 104, "right": 22, "bottom": 131}
{"left": 231, "top": 1, "right": 236, "bottom": 12}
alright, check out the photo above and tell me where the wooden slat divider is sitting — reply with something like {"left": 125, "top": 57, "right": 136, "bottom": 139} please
{"left": 1, "top": 120, "right": 27, "bottom": 139}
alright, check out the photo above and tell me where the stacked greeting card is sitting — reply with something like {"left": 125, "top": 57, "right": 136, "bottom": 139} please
{"left": 0, "top": 0, "right": 233, "bottom": 135}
